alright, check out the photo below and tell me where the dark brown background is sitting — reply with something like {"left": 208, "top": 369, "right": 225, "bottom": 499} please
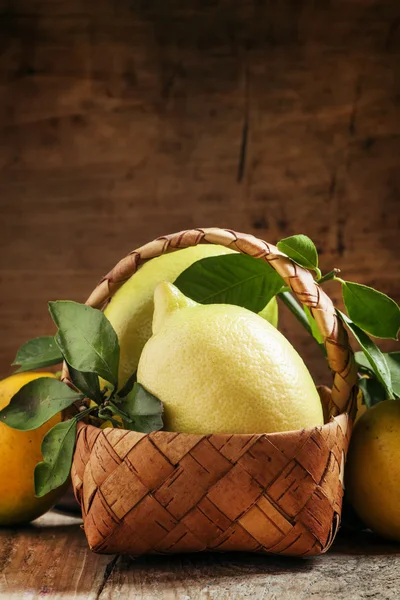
{"left": 0, "top": 1, "right": 399, "bottom": 381}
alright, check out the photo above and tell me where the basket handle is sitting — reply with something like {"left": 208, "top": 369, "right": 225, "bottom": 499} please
{"left": 74, "top": 228, "right": 358, "bottom": 417}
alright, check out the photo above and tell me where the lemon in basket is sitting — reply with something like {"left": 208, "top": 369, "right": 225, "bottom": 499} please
{"left": 0, "top": 372, "right": 64, "bottom": 525}
{"left": 346, "top": 400, "right": 400, "bottom": 542}
{"left": 104, "top": 245, "right": 278, "bottom": 388}
{"left": 137, "top": 282, "right": 324, "bottom": 435}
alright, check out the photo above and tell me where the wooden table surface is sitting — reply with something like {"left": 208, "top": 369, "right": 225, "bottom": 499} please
{"left": 0, "top": 511, "right": 398, "bottom": 600}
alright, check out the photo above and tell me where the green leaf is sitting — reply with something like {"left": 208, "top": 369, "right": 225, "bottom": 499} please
{"left": 34, "top": 419, "right": 77, "bottom": 497}
{"left": 119, "top": 383, "right": 164, "bottom": 433}
{"left": 277, "top": 234, "right": 321, "bottom": 279}
{"left": 49, "top": 301, "right": 120, "bottom": 387}
{"left": 117, "top": 370, "right": 137, "bottom": 398}
{"left": 385, "top": 353, "right": 400, "bottom": 397}
{"left": 67, "top": 364, "right": 102, "bottom": 403}
{"left": 358, "top": 376, "right": 387, "bottom": 409}
{"left": 0, "top": 378, "right": 83, "bottom": 431}
{"left": 174, "top": 254, "right": 284, "bottom": 313}
{"left": 341, "top": 281, "right": 400, "bottom": 340}
{"left": 357, "top": 351, "right": 400, "bottom": 398}
{"left": 12, "top": 336, "right": 63, "bottom": 373}
{"left": 96, "top": 409, "right": 122, "bottom": 428}
{"left": 354, "top": 351, "right": 374, "bottom": 373}
{"left": 338, "top": 311, "right": 393, "bottom": 398}
{"left": 303, "top": 306, "right": 324, "bottom": 344}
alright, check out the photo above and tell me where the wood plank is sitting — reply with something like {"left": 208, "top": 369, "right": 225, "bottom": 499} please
{"left": 1, "top": 0, "right": 399, "bottom": 383}
{"left": 98, "top": 531, "right": 400, "bottom": 600}
{"left": 0, "top": 512, "right": 112, "bottom": 600}
{"left": 1, "top": 512, "right": 399, "bottom": 599}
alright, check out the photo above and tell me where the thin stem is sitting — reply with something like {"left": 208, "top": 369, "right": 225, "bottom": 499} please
{"left": 108, "top": 400, "right": 133, "bottom": 423}
{"left": 75, "top": 406, "right": 95, "bottom": 421}
{"left": 97, "top": 409, "right": 122, "bottom": 428}
{"left": 278, "top": 291, "right": 327, "bottom": 355}
{"left": 318, "top": 268, "right": 341, "bottom": 284}
{"left": 278, "top": 291, "right": 312, "bottom": 336}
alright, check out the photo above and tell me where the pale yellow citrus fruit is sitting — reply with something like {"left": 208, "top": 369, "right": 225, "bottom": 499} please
{"left": 105, "top": 245, "right": 278, "bottom": 388}
{"left": 137, "top": 282, "right": 324, "bottom": 435}
{"left": 0, "top": 371, "right": 64, "bottom": 525}
{"left": 345, "top": 400, "right": 400, "bottom": 542}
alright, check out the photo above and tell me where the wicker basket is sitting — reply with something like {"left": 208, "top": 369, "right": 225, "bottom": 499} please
{"left": 69, "top": 228, "right": 358, "bottom": 557}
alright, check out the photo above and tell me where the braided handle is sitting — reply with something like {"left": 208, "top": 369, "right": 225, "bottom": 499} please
{"left": 67, "top": 228, "right": 358, "bottom": 416}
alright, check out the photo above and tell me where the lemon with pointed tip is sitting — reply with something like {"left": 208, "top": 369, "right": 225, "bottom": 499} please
{"left": 0, "top": 371, "right": 64, "bottom": 525}
{"left": 104, "top": 245, "right": 278, "bottom": 388}
{"left": 137, "top": 282, "right": 323, "bottom": 435}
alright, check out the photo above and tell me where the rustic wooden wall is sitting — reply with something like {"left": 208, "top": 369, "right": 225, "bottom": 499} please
{"left": 0, "top": 1, "right": 399, "bottom": 381}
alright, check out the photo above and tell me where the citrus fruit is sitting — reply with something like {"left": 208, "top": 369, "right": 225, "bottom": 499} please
{"left": 137, "top": 282, "right": 324, "bottom": 435}
{"left": 345, "top": 400, "right": 400, "bottom": 542}
{"left": 0, "top": 371, "right": 64, "bottom": 525}
{"left": 105, "top": 245, "right": 278, "bottom": 388}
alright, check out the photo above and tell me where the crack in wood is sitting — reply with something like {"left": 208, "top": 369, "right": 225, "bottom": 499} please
{"left": 237, "top": 64, "right": 250, "bottom": 183}
{"left": 237, "top": 118, "right": 249, "bottom": 183}
{"left": 328, "top": 171, "right": 337, "bottom": 202}
{"left": 95, "top": 555, "right": 119, "bottom": 599}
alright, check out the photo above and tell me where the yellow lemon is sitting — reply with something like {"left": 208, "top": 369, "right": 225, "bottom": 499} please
{"left": 105, "top": 245, "right": 278, "bottom": 388}
{"left": 345, "top": 400, "right": 400, "bottom": 542}
{"left": 137, "top": 282, "right": 323, "bottom": 435}
{"left": 0, "top": 371, "right": 64, "bottom": 525}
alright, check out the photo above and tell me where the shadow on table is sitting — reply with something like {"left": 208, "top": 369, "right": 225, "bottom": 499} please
{"left": 2, "top": 517, "right": 399, "bottom": 598}
{"left": 122, "top": 550, "right": 316, "bottom": 580}
{"left": 332, "top": 529, "right": 400, "bottom": 556}
{"left": 114, "top": 530, "right": 400, "bottom": 585}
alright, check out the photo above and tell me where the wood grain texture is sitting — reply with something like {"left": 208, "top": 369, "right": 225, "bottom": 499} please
{"left": 0, "top": 512, "right": 399, "bottom": 599}
{"left": 0, "top": 512, "right": 112, "bottom": 599}
{"left": 0, "top": 0, "right": 399, "bottom": 381}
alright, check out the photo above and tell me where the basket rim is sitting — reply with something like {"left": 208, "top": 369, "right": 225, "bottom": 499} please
{"left": 76, "top": 400, "right": 352, "bottom": 439}
{"left": 62, "top": 227, "right": 358, "bottom": 418}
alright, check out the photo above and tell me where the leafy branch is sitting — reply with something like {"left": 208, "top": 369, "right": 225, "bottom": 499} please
{"left": 6, "top": 233, "right": 399, "bottom": 496}
{"left": 174, "top": 234, "right": 399, "bottom": 406}
{"left": 2, "top": 302, "right": 164, "bottom": 497}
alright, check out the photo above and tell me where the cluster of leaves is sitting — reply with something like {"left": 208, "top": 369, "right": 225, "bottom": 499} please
{"left": 174, "top": 234, "right": 400, "bottom": 406}
{"left": 0, "top": 302, "right": 163, "bottom": 497}
{"left": 5, "top": 233, "right": 399, "bottom": 498}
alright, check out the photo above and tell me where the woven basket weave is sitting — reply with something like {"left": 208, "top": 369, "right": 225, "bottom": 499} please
{"left": 70, "top": 228, "right": 358, "bottom": 557}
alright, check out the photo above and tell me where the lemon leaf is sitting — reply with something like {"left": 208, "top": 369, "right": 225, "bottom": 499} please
{"left": 342, "top": 281, "right": 400, "bottom": 340}
{"left": 303, "top": 306, "right": 324, "bottom": 344}
{"left": 12, "top": 336, "right": 63, "bottom": 373}
{"left": 67, "top": 364, "right": 103, "bottom": 403}
{"left": 49, "top": 301, "right": 120, "bottom": 388}
{"left": 119, "top": 383, "right": 163, "bottom": 433}
{"left": 0, "top": 378, "right": 83, "bottom": 431}
{"left": 34, "top": 419, "right": 77, "bottom": 497}
{"left": 174, "top": 254, "right": 284, "bottom": 313}
{"left": 354, "top": 351, "right": 374, "bottom": 373}
{"left": 338, "top": 311, "right": 393, "bottom": 398}
{"left": 358, "top": 377, "right": 386, "bottom": 409}
{"left": 277, "top": 234, "right": 321, "bottom": 279}
{"left": 355, "top": 351, "right": 400, "bottom": 399}
{"left": 384, "top": 353, "right": 400, "bottom": 397}
{"left": 117, "top": 370, "right": 137, "bottom": 398}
